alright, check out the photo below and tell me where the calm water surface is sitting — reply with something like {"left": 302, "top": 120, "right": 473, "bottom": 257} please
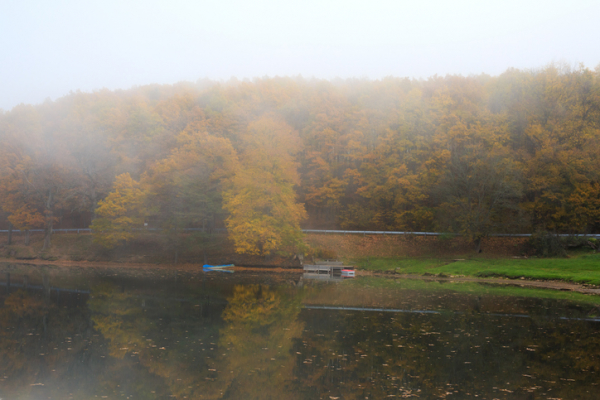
{"left": 1, "top": 263, "right": 599, "bottom": 399}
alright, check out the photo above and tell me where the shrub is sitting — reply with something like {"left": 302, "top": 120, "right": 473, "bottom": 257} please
{"left": 526, "top": 231, "right": 566, "bottom": 257}
{"left": 306, "top": 246, "right": 337, "bottom": 260}
{"left": 562, "top": 235, "right": 590, "bottom": 248}
{"left": 437, "top": 232, "right": 457, "bottom": 242}
{"left": 587, "top": 238, "right": 598, "bottom": 249}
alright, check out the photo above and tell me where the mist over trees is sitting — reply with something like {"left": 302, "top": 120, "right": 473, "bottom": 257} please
{"left": 1, "top": 64, "right": 599, "bottom": 255}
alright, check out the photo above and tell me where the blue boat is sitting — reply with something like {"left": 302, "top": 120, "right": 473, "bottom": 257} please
{"left": 203, "top": 264, "right": 234, "bottom": 273}
{"left": 202, "top": 264, "right": 234, "bottom": 269}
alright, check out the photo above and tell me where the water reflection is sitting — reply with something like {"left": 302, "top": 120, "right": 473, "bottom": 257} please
{"left": 0, "top": 264, "right": 599, "bottom": 399}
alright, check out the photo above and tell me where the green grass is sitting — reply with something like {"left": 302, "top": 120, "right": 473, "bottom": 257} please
{"left": 352, "top": 252, "right": 600, "bottom": 285}
{"left": 343, "top": 276, "right": 600, "bottom": 306}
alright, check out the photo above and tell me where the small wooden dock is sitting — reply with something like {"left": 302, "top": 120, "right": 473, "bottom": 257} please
{"left": 303, "top": 260, "right": 354, "bottom": 279}
{"left": 303, "top": 264, "right": 344, "bottom": 273}
{"left": 302, "top": 273, "right": 344, "bottom": 282}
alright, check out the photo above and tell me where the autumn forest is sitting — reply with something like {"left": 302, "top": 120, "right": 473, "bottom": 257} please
{"left": 1, "top": 64, "right": 599, "bottom": 255}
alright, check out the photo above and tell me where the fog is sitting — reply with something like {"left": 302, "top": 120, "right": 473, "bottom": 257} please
{"left": 2, "top": 0, "right": 600, "bottom": 111}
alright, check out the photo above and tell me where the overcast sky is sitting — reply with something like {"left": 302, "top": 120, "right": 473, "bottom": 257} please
{"left": 2, "top": 0, "right": 599, "bottom": 111}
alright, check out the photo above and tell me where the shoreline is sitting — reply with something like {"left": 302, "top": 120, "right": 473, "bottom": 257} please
{"left": 0, "top": 257, "right": 304, "bottom": 274}
{"left": 2, "top": 258, "right": 599, "bottom": 296}
{"left": 367, "top": 271, "right": 600, "bottom": 295}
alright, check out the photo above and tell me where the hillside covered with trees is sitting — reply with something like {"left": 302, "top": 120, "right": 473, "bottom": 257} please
{"left": 1, "top": 64, "right": 599, "bottom": 255}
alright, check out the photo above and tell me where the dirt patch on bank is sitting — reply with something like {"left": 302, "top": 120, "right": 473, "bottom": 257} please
{"left": 359, "top": 270, "right": 600, "bottom": 295}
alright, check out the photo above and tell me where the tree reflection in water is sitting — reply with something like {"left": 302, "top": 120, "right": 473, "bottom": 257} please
{"left": 0, "top": 285, "right": 97, "bottom": 399}
{"left": 1, "top": 269, "right": 599, "bottom": 399}
{"left": 215, "top": 284, "right": 304, "bottom": 399}
{"left": 292, "top": 281, "right": 600, "bottom": 399}
{"left": 87, "top": 281, "right": 305, "bottom": 399}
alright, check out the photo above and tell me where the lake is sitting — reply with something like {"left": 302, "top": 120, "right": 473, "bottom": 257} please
{"left": 1, "top": 263, "right": 599, "bottom": 399}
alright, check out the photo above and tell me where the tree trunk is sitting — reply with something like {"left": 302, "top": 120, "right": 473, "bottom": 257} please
{"left": 7, "top": 222, "right": 12, "bottom": 245}
{"left": 475, "top": 237, "right": 482, "bottom": 253}
{"left": 43, "top": 191, "right": 54, "bottom": 251}
{"left": 43, "top": 216, "right": 53, "bottom": 251}
{"left": 25, "top": 230, "right": 30, "bottom": 246}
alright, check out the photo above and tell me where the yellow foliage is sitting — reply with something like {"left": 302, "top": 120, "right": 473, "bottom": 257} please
{"left": 224, "top": 117, "right": 306, "bottom": 255}
{"left": 91, "top": 173, "right": 147, "bottom": 248}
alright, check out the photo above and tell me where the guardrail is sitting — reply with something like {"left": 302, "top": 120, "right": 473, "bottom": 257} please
{"left": 301, "top": 229, "right": 600, "bottom": 238}
{"left": 0, "top": 228, "right": 227, "bottom": 233}
{"left": 302, "top": 229, "right": 442, "bottom": 236}
{"left": 0, "top": 228, "right": 598, "bottom": 238}
{"left": 0, "top": 228, "right": 92, "bottom": 233}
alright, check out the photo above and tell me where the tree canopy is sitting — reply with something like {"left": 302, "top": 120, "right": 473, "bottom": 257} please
{"left": 1, "top": 64, "right": 599, "bottom": 253}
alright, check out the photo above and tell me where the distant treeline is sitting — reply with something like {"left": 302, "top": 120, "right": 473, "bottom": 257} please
{"left": 1, "top": 64, "right": 599, "bottom": 254}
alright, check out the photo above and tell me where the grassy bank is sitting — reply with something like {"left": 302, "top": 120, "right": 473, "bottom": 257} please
{"left": 305, "top": 233, "right": 600, "bottom": 287}
{"left": 2, "top": 232, "right": 599, "bottom": 287}
{"left": 353, "top": 253, "right": 600, "bottom": 286}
